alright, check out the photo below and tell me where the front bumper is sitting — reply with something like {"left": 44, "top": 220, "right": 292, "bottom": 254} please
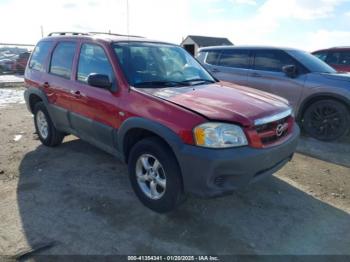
{"left": 177, "top": 124, "right": 300, "bottom": 197}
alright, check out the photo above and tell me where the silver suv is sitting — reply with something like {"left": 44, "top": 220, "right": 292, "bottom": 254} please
{"left": 197, "top": 46, "right": 350, "bottom": 141}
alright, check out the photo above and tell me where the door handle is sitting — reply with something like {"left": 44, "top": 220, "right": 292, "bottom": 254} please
{"left": 70, "top": 90, "right": 82, "bottom": 98}
{"left": 42, "top": 82, "right": 50, "bottom": 88}
{"left": 211, "top": 68, "right": 220, "bottom": 73}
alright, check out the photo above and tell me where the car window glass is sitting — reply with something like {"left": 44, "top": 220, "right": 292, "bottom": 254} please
{"left": 313, "top": 52, "right": 327, "bottom": 61}
{"left": 205, "top": 51, "right": 221, "bottom": 65}
{"left": 29, "top": 41, "right": 53, "bottom": 71}
{"left": 77, "top": 44, "right": 114, "bottom": 83}
{"left": 219, "top": 50, "right": 250, "bottom": 69}
{"left": 339, "top": 52, "right": 350, "bottom": 65}
{"left": 113, "top": 43, "right": 214, "bottom": 86}
{"left": 326, "top": 52, "right": 340, "bottom": 64}
{"left": 50, "top": 42, "right": 76, "bottom": 79}
{"left": 254, "top": 50, "right": 294, "bottom": 72}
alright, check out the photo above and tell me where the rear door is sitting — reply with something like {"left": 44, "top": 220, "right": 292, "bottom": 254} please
{"left": 26, "top": 40, "right": 54, "bottom": 91}
{"left": 202, "top": 49, "right": 251, "bottom": 86}
{"left": 69, "top": 42, "right": 119, "bottom": 148}
{"left": 247, "top": 49, "right": 306, "bottom": 109}
{"left": 45, "top": 41, "right": 77, "bottom": 131}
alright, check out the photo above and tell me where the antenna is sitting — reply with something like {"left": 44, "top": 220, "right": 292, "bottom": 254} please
{"left": 126, "top": 0, "right": 130, "bottom": 37}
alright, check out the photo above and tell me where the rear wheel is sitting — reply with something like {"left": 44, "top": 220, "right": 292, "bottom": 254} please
{"left": 128, "top": 137, "right": 185, "bottom": 213}
{"left": 34, "top": 102, "right": 65, "bottom": 147}
{"left": 302, "top": 99, "right": 350, "bottom": 141}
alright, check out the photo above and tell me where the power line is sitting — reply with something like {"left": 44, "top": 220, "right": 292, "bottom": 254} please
{"left": 0, "top": 43, "right": 35, "bottom": 47}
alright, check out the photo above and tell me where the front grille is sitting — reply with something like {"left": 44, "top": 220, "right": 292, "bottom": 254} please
{"left": 255, "top": 116, "right": 291, "bottom": 146}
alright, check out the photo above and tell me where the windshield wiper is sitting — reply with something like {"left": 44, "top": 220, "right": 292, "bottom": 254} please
{"left": 133, "top": 79, "right": 216, "bottom": 88}
{"left": 133, "top": 81, "right": 191, "bottom": 88}
{"left": 180, "top": 79, "right": 216, "bottom": 85}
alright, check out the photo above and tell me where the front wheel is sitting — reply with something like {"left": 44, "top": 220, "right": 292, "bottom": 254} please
{"left": 302, "top": 100, "right": 350, "bottom": 141}
{"left": 128, "top": 137, "right": 185, "bottom": 213}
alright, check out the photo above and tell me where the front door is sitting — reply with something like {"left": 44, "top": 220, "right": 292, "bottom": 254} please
{"left": 69, "top": 42, "right": 119, "bottom": 148}
{"left": 247, "top": 49, "right": 306, "bottom": 109}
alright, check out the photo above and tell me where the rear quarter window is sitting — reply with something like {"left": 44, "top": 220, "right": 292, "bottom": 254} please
{"left": 29, "top": 41, "right": 53, "bottom": 71}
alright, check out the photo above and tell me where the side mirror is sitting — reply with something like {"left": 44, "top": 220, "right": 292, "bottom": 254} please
{"left": 282, "top": 65, "right": 297, "bottom": 78}
{"left": 87, "top": 73, "right": 112, "bottom": 89}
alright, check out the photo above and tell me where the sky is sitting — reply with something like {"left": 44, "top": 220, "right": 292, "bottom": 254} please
{"left": 1, "top": 0, "right": 350, "bottom": 51}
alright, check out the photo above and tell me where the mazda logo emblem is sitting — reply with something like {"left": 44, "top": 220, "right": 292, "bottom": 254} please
{"left": 276, "top": 124, "right": 287, "bottom": 137}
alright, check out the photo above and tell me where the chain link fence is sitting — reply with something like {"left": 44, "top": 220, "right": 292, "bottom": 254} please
{"left": 0, "top": 44, "right": 35, "bottom": 75}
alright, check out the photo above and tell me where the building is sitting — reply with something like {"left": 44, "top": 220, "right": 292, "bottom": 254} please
{"left": 181, "top": 35, "right": 233, "bottom": 56}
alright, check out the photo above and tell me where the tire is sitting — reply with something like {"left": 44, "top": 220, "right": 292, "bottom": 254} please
{"left": 128, "top": 137, "right": 185, "bottom": 213}
{"left": 302, "top": 99, "right": 350, "bottom": 141}
{"left": 33, "top": 102, "right": 65, "bottom": 147}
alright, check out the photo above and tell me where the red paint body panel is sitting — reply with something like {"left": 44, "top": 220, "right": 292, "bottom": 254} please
{"left": 137, "top": 81, "right": 290, "bottom": 127}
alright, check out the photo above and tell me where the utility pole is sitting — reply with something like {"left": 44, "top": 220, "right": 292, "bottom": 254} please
{"left": 40, "top": 25, "right": 44, "bottom": 38}
{"left": 126, "top": 0, "right": 130, "bottom": 36}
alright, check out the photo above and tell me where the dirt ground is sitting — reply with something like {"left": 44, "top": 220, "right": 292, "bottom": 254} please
{"left": 0, "top": 88, "right": 349, "bottom": 257}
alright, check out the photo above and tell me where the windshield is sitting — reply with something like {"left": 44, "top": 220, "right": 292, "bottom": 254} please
{"left": 287, "top": 50, "right": 336, "bottom": 74}
{"left": 113, "top": 42, "right": 216, "bottom": 87}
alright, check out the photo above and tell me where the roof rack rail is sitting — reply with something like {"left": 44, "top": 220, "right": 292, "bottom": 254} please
{"left": 48, "top": 32, "right": 89, "bottom": 36}
{"left": 89, "top": 32, "right": 144, "bottom": 38}
{"left": 331, "top": 46, "right": 350, "bottom": 49}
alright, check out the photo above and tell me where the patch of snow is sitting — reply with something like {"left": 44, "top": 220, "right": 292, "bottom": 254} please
{"left": 0, "top": 75, "right": 24, "bottom": 83}
{"left": 13, "top": 135, "right": 22, "bottom": 141}
{"left": 0, "top": 89, "right": 25, "bottom": 108}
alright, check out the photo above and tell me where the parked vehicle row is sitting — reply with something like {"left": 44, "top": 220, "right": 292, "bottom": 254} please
{"left": 197, "top": 46, "right": 350, "bottom": 141}
{"left": 24, "top": 33, "right": 299, "bottom": 212}
{"left": 0, "top": 49, "right": 30, "bottom": 75}
{"left": 313, "top": 47, "right": 350, "bottom": 73}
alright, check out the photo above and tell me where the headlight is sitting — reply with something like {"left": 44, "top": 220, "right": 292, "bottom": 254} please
{"left": 193, "top": 123, "right": 248, "bottom": 148}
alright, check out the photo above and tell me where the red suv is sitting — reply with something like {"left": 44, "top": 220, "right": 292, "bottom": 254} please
{"left": 313, "top": 47, "right": 350, "bottom": 72}
{"left": 13, "top": 51, "right": 31, "bottom": 74}
{"left": 24, "top": 32, "right": 299, "bottom": 212}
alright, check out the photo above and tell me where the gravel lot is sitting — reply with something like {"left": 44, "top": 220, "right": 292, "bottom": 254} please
{"left": 0, "top": 88, "right": 349, "bottom": 257}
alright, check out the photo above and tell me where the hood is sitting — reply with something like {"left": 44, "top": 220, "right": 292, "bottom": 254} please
{"left": 321, "top": 73, "right": 350, "bottom": 82}
{"left": 136, "top": 81, "right": 290, "bottom": 127}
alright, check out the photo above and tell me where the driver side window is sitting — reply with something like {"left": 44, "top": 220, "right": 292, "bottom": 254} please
{"left": 77, "top": 43, "right": 114, "bottom": 84}
{"left": 254, "top": 50, "right": 295, "bottom": 72}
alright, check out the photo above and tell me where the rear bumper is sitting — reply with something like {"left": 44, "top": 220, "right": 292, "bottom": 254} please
{"left": 177, "top": 124, "right": 300, "bottom": 197}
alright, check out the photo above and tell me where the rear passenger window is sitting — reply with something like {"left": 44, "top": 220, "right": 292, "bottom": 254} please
{"left": 339, "top": 52, "right": 350, "bottom": 65}
{"left": 50, "top": 42, "right": 76, "bottom": 79}
{"left": 77, "top": 44, "right": 114, "bottom": 83}
{"left": 219, "top": 50, "right": 250, "bottom": 69}
{"left": 254, "top": 50, "right": 294, "bottom": 72}
{"left": 29, "top": 41, "right": 53, "bottom": 71}
{"left": 205, "top": 51, "right": 221, "bottom": 65}
{"left": 326, "top": 52, "right": 340, "bottom": 64}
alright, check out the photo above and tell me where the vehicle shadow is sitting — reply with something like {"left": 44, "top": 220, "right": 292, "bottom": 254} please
{"left": 17, "top": 138, "right": 350, "bottom": 255}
